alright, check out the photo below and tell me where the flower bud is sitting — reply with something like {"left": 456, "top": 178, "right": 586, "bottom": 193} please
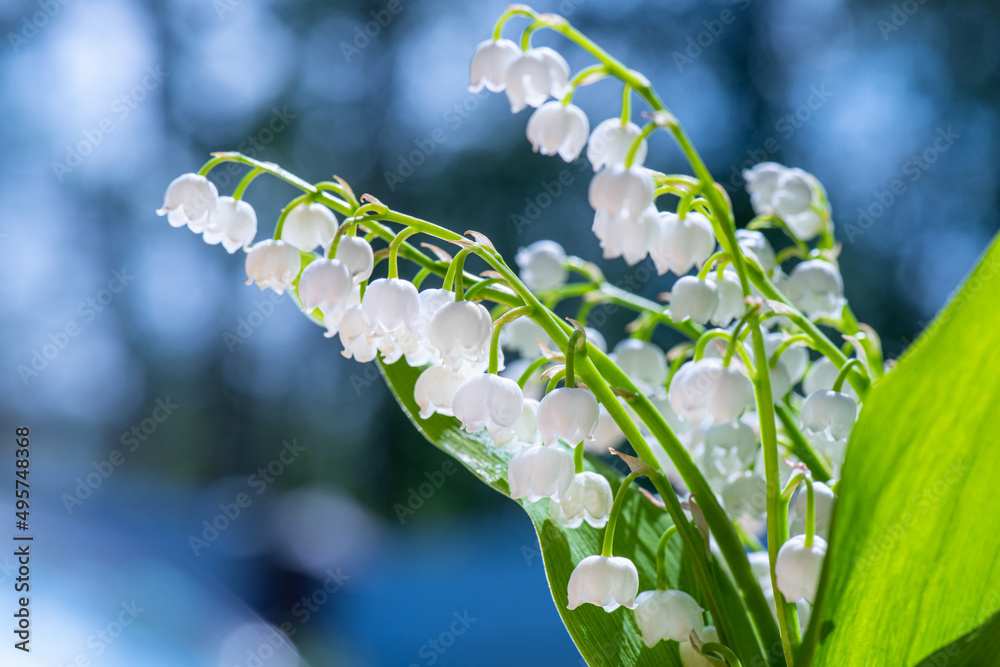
{"left": 610, "top": 339, "right": 667, "bottom": 394}
{"left": 592, "top": 205, "right": 659, "bottom": 266}
{"left": 204, "top": 197, "right": 257, "bottom": 253}
{"left": 589, "top": 165, "right": 655, "bottom": 218}
{"left": 515, "top": 240, "right": 567, "bottom": 292}
{"left": 670, "top": 276, "right": 719, "bottom": 325}
{"left": 361, "top": 278, "right": 421, "bottom": 335}
{"left": 508, "top": 443, "right": 574, "bottom": 502}
{"left": 244, "top": 240, "right": 301, "bottom": 294}
{"left": 679, "top": 625, "right": 719, "bottom": 667}
{"left": 775, "top": 534, "right": 827, "bottom": 603}
{"left": 550, "top": 471, "right": 614, "bottom": 528}
{"left": 587, "top": 118, "right": 647, "bottom": 171}
{"left": 567, "top": 555, "right": 639, "bottom": 612}
{"left": 428, "top": 300, "right": 493, "bottom": 371}
{"left": 786, "top": 259, "right": 845, "bottom": 320}
{"left": 537, "top": 387, "right": 600, "bottom": 446}
{"left": 298, "top": 258, "right": 354, "bottom": 337}
{"left": 790, "top": 481, "right": 835, "bottom": 540}
{"left": 414, "top": 365, "right": 471, "bottom": 419}
{"left": 801, "top": 389, "right": 857, "bottom": 441}
{"left": 668, "top": 359, "right": 754, "bottom": 424}
{"left": 281, "top": 202, "right": 337, "bottom": 252}
{"left": 338, "top": 305, "right": 377, "bottom": 362}
{"left": 157, "top": 173, "right": 218, "bottom": 231}
{"left": 335, "top": 236, "right": 375, "bottom": 283}
{"left": 526, "top": 101, "right": 590, "bottom": 162}
{"left": 634, "top": 589, "right": 705, "bottom": 647}
{"left": 650, "top": 212, "right": 716, "bottom": 277}
{"left": 452, "top": 373, "right": 524, "bottom": 433}
{"left": 468, "top": 38, "right": 521, "bottom": 93}
{"left": 504, "top": 47, "right": 570, "bottom": 112}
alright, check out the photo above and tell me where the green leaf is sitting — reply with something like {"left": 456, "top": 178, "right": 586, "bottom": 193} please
{"left": 913, "top": 610, "right": 1000, "bottom": 667}
{"left": 378, "top": 357, "right": 766, "bottom": 666}
{"left": 801, "top": 236, "right": 1000, "bottom": 665}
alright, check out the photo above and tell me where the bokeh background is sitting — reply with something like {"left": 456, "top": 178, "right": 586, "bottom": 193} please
{"left": 1, "top": 0, "right": 997, "bottom": 664}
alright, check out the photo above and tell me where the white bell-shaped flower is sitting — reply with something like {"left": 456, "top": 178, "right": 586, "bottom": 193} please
{"left": 335, "top": 236, "right": 375, "bottom": 284}
{"left": 736, "top": 229, "right": 776, "bottom": 272}
{"left": 550, "top": 471, "right": 614, "bottom": 528}
{"left": 801, "top": 390, "right": 857, "bottom": 441}
{"left": 743, "top": 163, "right": 824, "bottom": 241}
{"left": 704, "top": 420, "right": 758, "bottom": 472}
{"left": 650, "top": 212, "right": 716, "bottom": 277}
{"left": 501, "top": 359, "right": 546, "bottom": 401}
{"left": 338, "top": 305, "right": 378, "bottom": 362}
{"left": 644, "top": 389, "right": 687, "bottom": 435}
{"left": 414, "top": 365, "right": 471, "bottom": 419}
{"left": 592, "top": 205, "right": 659, "bottom": 265}
{"left": 786, "top": 259, "right": 845, "bottom": 320}
{"left": 451, "top": 373, "right": 524, "bottom": 433}
{"left": 708, "top": 270, "right": 744, "bottom": 328}
{"left": 361, "top": 278, "right": 421, "bottom": 335}
{"left": 589, "top": 165, "right": 655, "bottom": 218}
{"left": 244, "top": 240, "right": 301, "bottom": 294}
{"left": 515, "top": 240, "right": 567, "bottom": 292}
{"left": 537, "top": 387, "right": 600, "bottom": 446}
{"left": 508, "top": 443, "right": 574, "bottom": 501}
{"left": 587, "top": 118, "right": 647, "bottom": 171}
{"left": 610, "top": 339, "right": 667, "bottom": 394}
{"left": 722, "top": 470, "right": 767, "bottom": 519}
{"left": 567, "top": 555, "right": 639, "bottom": 612}
{"left": 585, "top": 328, "right": 607, "bottom": 353}
{"left": 504, "top": 46, "right": 570, "bottom": 112}
{"left": 633, "top": 589, "right": 705, "bottom": 647}
{"left": 281, "top": 202, "right": 338, "bottom": 252}
{"left": 298, "top": 258, "right": 354, "bottom": 337}
{"left": 790, "top": 481, "right": 835, "bottom": 540}
{"left": 668, "top": 359, "right": 754, "bottom": 424}
{"left": 670, "top": 276, "right": 719, "bottom": 325}
{"left": 157, "top": 173, "right": 219, "bottom": 231}
{"left": 468, "top": 38, "right": 521, "bottom": 93}
{"left": 803, "top": 357, "right": 858, "bottom": 401}
{"left": 203, "top": 197, "right": 257, "bottom": 253}
{"left": 500, "top": 316, "right": 553, "bottom": 359}
{"left": 490, "top": 398, "right": 540, "bottom": 452}
{"left": 679, "top": 625, "right": 719, "bottom": 667}
{"left": 763, "top": 331, "right": 809, "bottom": 385}
{"left": 744, "top": 162, "right": 784, "bottom": 213}
{"left": 775, "top": 534, "right": 827, "bottom": 603}
{"left": 526, "top": 101, "right": 590, "bottom": 162}
{"left": 428, "top": 300, "right": 493, "bottom": 371}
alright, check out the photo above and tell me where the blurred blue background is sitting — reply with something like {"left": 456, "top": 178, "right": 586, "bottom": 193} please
{"left": 1, "top": 0, "right": 997, "bottom": 664}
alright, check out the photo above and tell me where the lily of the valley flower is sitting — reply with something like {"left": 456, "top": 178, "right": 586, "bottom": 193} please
{"left": 490, "top": 397, "right": 540, "bottom": 452}
{"left": 775, "top": 534, "right": 827, "bottom": 603}
{"left": 736, "top": 229, "right": 776, "bottom": 273}
{"left": 335, "top": 236, "right": 375, "bottom": 283}
{"left": 650, "top": 212, "right": 715, "bottom": 277}
{"left": 515, "top": 240, "right": 567, "bottom": 292}
{"left": 704, "top": 420, "right": 758, "bottom": 473}
{"left": 707, "top": 270, "right": 744, "bottom": 328}
{"left": 804, "top": 357, "right": 858, "bottom": 401}
{"left": 670, "top": 276, "right": 719, "bottom": 325}
{"left": 567, "top": 555, "right": 639, "bottom": 612}
{"left": 679, "top": 626, "right": 719, "bottom": 667}
{"left": 428, "top": 300, "right": 493, "bottom": 371}
{"left": 744, "top": 162, "right": 825, "bottom": 241}
{"left": 451, "top": 373, "right": 524, "bottom": 434}
{"left": 668, "top": 359, "right": 754, "bottom": 424}
{"left": 722, "top": 470, "right": 767, "bottom": 519}
{"left": 801, "top": 389, "right": 857, "bottom": 441}
{"left": 508, "top": 443, "right": 574, "bottom": 501}
{"left": 158, "top": 173, "right": 219, "bottom": 231}
{"left": 550, "top": 471, "right": 613, "bottom": 528}
{"left": 281, "top": 202, "right": 338, "bottom": 252}
{"left": 298, "top": 258, "right": 354, "bottom": 337}
{"left": 504, "top": 46, "right": 571, "bottom": 112}
{"left": 790, "top": 481, "right": 835, "bottom": 540}
{"left": 338, "top": 305, "right": 378, "bottom": 362}
{"left": 786, "top": 259, "right": 845, "bottom": 320}
{"left": 526, "top": 101, "right": 590, "bottom": 162}
{"left": 610, "top": 339, "right": 667, "bottom": 394}
{"left": 589, "top": 165, "right": 655, "bottom": 218}
{"left": 204, "top": 197, "right": 256, "bottom": 253}
{"left": 468, "top": 38, "right": 521, "bottom": 93}
{"left": 414, "top": 365, "right": 472, "bottom": 419}
{"left": 537, "top": 387, "right": 600, "bottom": 446}
{"left": 592, "top": 205, "right": 659, "bottom": 265}
{"left": 244, "top": 240, "right": 301, "bottom": 294}
{"left": 633, "top": 589, "right": 705, "bottom": 647}
{"left": 587, "top": 118, "right": 647, "bottom": 171}
{"left": 361, "top": 278, "right": 421, "bottom": 335}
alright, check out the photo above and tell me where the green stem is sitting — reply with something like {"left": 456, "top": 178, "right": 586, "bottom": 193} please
{"left": 804, "top": 476, "right": 816, "bottom": 548}
{"left": 601, "top": 473, "right": 637, "bottom": 557}
{"left": 232, "top": 167, "right": 264, "bottom": 200}
{"left": 492, "top": 4, "right": 537, "bottom": 40}
{"left": 388, "top": 227, "right": 420, "bottom": 279}
{"left": 489, "top": 307, "right": 533, "bottom": 375}
{"left": 775, "top": 405, "right": 832, "bottom": 482}
{"left": 517, "top": 356, "right": 551, "bottom": 389}
{"left": 562, "top": 64, "right": 608, "bottom": 103}
{"left": 769, "top": 334, "right": 813, "bottom": 368}
{"left": 443, "top": 249, "right": 471, "bottom": 294}
{"left": 564, "top": 326, "right": 584, "bottom": 388}
{"left": 656, "top": 525, "right": 679, "bottom": 590}
{"left": 574, "top": 441, "right": 585, "bottom": 474}
{"left": 702, "top": 643, "right": 744, "bottom": 667}
{"left": 620, "top": 84, "right": 631, "bottom": 124}
{"left": 273, "top": 194, "right": 311, "bottom": 240}
{"left": 624, "top": 122, "right": 656, "bottom": 168}
{"left": 832, "top": 358, "right": 865, "bottom": 393}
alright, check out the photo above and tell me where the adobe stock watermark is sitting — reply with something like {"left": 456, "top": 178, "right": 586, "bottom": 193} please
{"left": 188, "top": 439, "right": 307, "bottom": 556}
{"left": 213, "top": 0, "right": 246, "bottom": 21}
{"left": 407, "top": 611, "right": 477, "bottom": 667}
{"left": 55, "top": 600, "right": 145, "bottom": 667}
{"left": 6, "top": 0, "right": 71, "bottom": 54}
{"left": 723, "top": 84, "right": 834, "bottom": 193}
{"left": 671, "top": 0, "right": 751, "bottom": 73}
{"left": 61, "top": 396, "right": 180, "bottom": 514}
{"left": 340, "top": 0, "right": 414, "bottom": 62}
{"left": 843, "top": 126, "right": 959, "bottom": 244}
{"left": 222, "top": 291, "right": 286, "bottom": 352}
{"left": 276, "top": 566, "right": 351, "bottom": 638}
{"left": 393, "top": 459, "right": 459, "bottom": 524}
{"left": 877, "top": 0, "right": 928, "bottom": 40}
{"left": 511, "top": 159, "right": 591, "bottom": 234}
{"left": 208, "top": 107, "right": 297, "bottom": 192}
{"left": 52, "top": 66, "right": 168, "bottom": 181}
{"left": 17, "top": 267, "right": 134, "bottom": 386}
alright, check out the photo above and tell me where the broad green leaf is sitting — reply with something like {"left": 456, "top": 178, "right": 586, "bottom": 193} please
{"left": 914, "top": 610, "right": 1000, "bottom": 667}
{"left": 801, "top": 235, "right": 1000, "bottom": 665}
{"left": 378, "top": 357, "right": 766, "bottom": 666}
